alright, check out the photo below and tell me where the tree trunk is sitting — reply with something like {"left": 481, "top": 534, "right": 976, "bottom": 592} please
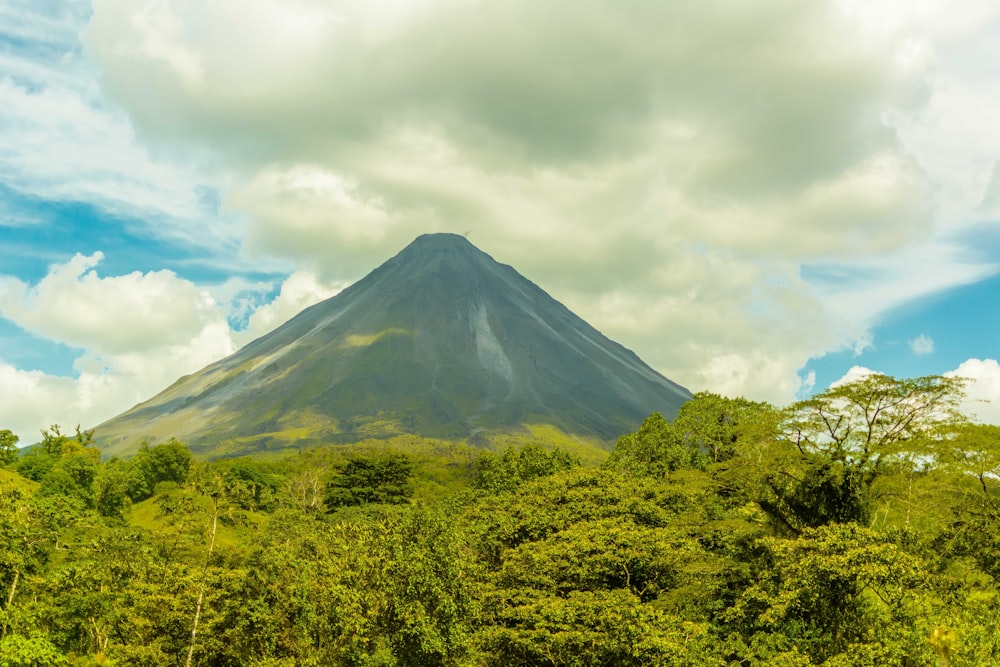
{"left": 1, "top": 570, "right": 19, "bottom": 639}
{"left": 185, "top": 497, "right": 219, "bottom": 667}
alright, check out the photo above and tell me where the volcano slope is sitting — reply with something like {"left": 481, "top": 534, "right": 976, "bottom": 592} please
{"left": 94, "top": 234, "right": 690, "bottom": 458}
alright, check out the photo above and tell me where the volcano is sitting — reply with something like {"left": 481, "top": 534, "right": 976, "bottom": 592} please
{"left": 94, "top": 234, "right": 690, "bottom": 457}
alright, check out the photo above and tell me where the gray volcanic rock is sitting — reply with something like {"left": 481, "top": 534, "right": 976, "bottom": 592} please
{"left": 94, "top": 233, "right": 690, "bottom": 457}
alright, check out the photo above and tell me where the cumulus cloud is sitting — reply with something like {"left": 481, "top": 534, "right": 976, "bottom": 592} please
{"left": 0, "top": 325, "right": 235, "bottom": 444}
{"left": 0, "top": 1, "right": 240, "bottom": 253}
{"left": 0, "top": 252, "right": 224, "bottom": 355}
{"left": 0, "top": 253, "right": 236, "bottom": 439}
{"left": 824, "top": 360, "right": 1000, "bottom": 425}
{"left": 867, "top": 2, "right": 1000, "bottom": 226}
{"left": 830, "top": 365, "right": 879, "bottom": 388}
{"left": 909, "top": 334, "right": 935, "bottom": 355}
{"left": 946, "top": 358, "right": 1000, "bottom": 423}
{"left": 86, "top": 1, "right": 936, "bottom": 266}
{"left": 81, "top": 0, "right": 976, "bottom": 404}
{"left": 556, "top": 249, "right": 842, "bottom": 404}
{"left": 0, "top": 362, "right": 81, "bottom": 442}
{"left": 0, "top": 257, "right": 340, "bottom": 441}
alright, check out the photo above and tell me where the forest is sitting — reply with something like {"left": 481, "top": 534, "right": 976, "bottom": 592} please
{"left": 1, "top": 373, "right": 1000, "bottom": 666}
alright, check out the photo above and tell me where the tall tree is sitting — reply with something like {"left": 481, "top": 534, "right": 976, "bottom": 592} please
{"left": 767, "top": 374, "right": 967, "bottom": 529}
{"left": 0, "top": 431, "right": 18, "bottom": 467}
{"left": 782, "top": 373, "right": 966, "bottom": 473}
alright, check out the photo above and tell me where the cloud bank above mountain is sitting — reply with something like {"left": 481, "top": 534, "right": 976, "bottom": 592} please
{"left": 2, "top": 0, "right": 1000, "bottom": 439}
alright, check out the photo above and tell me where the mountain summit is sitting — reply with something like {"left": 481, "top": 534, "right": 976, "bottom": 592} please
{"left": 95, "top": 233, "right": 691, "bottom": 457}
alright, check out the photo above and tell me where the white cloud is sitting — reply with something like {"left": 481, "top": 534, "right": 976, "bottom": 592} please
{"left": 853, "top": 332, "right": 875, "bottom": 357}
{"left": 233, "top": 164, "right": 396, "bottom": 265}
{"left": 909, "top": 334, "right": 935, "bottom": 355}
{"left": 830, "top": 365, "right": 879, "bottom": 388}
{"left": 808, "top": 241, "right": 997, "bottom": 328}
{"left": 0, "top": 363, "right": 81, "bottom": 442}
{"left": 0, "top": 2, "right": 241, "bottom": 253}
{"left": 0, "top": 252, "right": 225, "bottom": 355}
{"left": 0, "top": 324, "right": 235, "bottom": 445}
{"left": 76, "top": 0, "right": 1000, "bottom": 407}
{"left": 946, "top": 358, "right": 1000, "bottom": 423}
{"left": 800, "top": 371, "right": 817, "bottom": 395}
{"left": 834, "top": 0, "right": 1000, "bottom": 42}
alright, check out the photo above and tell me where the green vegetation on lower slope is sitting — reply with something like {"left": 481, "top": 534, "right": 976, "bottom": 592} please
{"left": 120, "top": 416, "right": 612, "bottom": 471}
{"left": 4, "top": 374, "right": 1000, "bottom": 665}
{"left": 0, "top": 468, "right": 37, "bottom": 494}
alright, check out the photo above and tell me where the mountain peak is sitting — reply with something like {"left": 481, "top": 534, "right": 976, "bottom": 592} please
{"left": 406, "top": 232, "right": 476, "bottom": 251}
{"left": 94, "top": 234, "right": 690, "bottom": 458}
{"left": 394, "top": 233, "right": 483, "bottom": 268}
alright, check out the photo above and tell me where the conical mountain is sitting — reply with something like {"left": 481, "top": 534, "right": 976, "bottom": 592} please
{"left": 94, "top": 234, "right": 690, "bottom": 457}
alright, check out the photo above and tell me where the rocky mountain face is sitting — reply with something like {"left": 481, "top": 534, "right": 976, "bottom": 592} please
{"left": 94, "top": 234, "right": 690, "bottom": 457}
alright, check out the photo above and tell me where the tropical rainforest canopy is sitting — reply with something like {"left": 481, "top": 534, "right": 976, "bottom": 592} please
{"left": 1, "top": 374, "right": 998, "bottom": 666}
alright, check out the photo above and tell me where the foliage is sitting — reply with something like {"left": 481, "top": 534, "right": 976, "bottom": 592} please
{"left": 4, "top": 373, "right": 1000, "bottom": 665}
{"left": 783, "top": 374, "right": 966, "bottom": 460}
{"left": 94, "top": 461, "right": 131, "bottom": 520}
{"left": 473, "top": 443, "right": 578, "bottom": 493}
{"left": 674, "top": 392, "right": 780, "bottom": 464}
{"left": 16, "top": 426, "right": 94, "bottom": 483}
{"left": 723, "top": 523, "right": 932, "bottom": 662}
{"left": 605, "top": 411, "right": 703, "bottom": 476}
{"left": 125, "top": 440, "right": 192, "bottom": 502}
{"left": 0, "top": 635, "right": 66, "bottom": 667}
{"left": 477, "top": 589, "right": 721, "bottom": 667}
{"left": 325, "top": 454, "right": 415, "bottom": 508}
{"left": 766, "top": 375, "right": 963, "bottom": 532}
{"left": 0, "top": 432, "right": 18, "bottom": 467}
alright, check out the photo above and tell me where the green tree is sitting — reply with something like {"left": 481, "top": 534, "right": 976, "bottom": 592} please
{"left": 16, "top": 426, "right": 100, "bottom": 500}
{"left": 477, "top": 589, "right": 720, "bottom": 667}
{"left": 608, "top": 395, "right": 780, "bottom": 479}
{"left": 0, "top": 634, "right": 66, "bottom": 667}
{"left": 125, "top": 440, "right": 192, "bottom": 502}
{"left": 147, "top": 440, "right": 192, "bottom": 485}
{"left": 325, "top": 454, "right": 414, "bottom": 508}
{"left": 1, "top": 488, "right": 51, "bottom": 642}
{"left": 94, "top": 461, "right": 131, "bottom": 520}
{"left": 723, "top": 523, "right": 933, "bottom": 664}
{"left": 39, "top": 426, "right": 94, "bottom": 458}
{"left": 38, "top": 451, "right": 100, "bottom": 510}
{"left": 783, "top": 373, "right": 965, "bottom": 478}
{"left": 464, "top": 467, "right": 752, "bottom": 665}
{"left": 382, "top": 503, "right": 480, "bottom": 665}
{"left": 0, "top": 432, "right": 18, "bottom": 467}
{"left": 765, "top": 373, "right": 966, "bottom": 530}
{"left": 605, "top": 412, "right": 702, "bottom": 477}
{"left": 474, "top": 444, "right": 578, "bottom": 493}
{"left": 674, "top": 392, "right": 779, "bottom": 464}
{"left": 936, "top": 423, "right": 1000, "bottom": 581}
{"left": 220, "top": 461, "right": 281, "bottom": 511}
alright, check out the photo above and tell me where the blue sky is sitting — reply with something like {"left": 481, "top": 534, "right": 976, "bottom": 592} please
{"left": 2, "top": 0, "right": 1000, "bottom": 441}
{"left": 803, "top": 273, "right": 1000, "bottom": 390}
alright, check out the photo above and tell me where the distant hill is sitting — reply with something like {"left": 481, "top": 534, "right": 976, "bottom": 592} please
{"left": 94, "top": 234, "right": 690, "bottom": 458}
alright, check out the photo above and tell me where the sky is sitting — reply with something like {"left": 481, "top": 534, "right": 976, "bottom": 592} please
{"left": 2, "top": 0, "right": 1000, "bottom": 442}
